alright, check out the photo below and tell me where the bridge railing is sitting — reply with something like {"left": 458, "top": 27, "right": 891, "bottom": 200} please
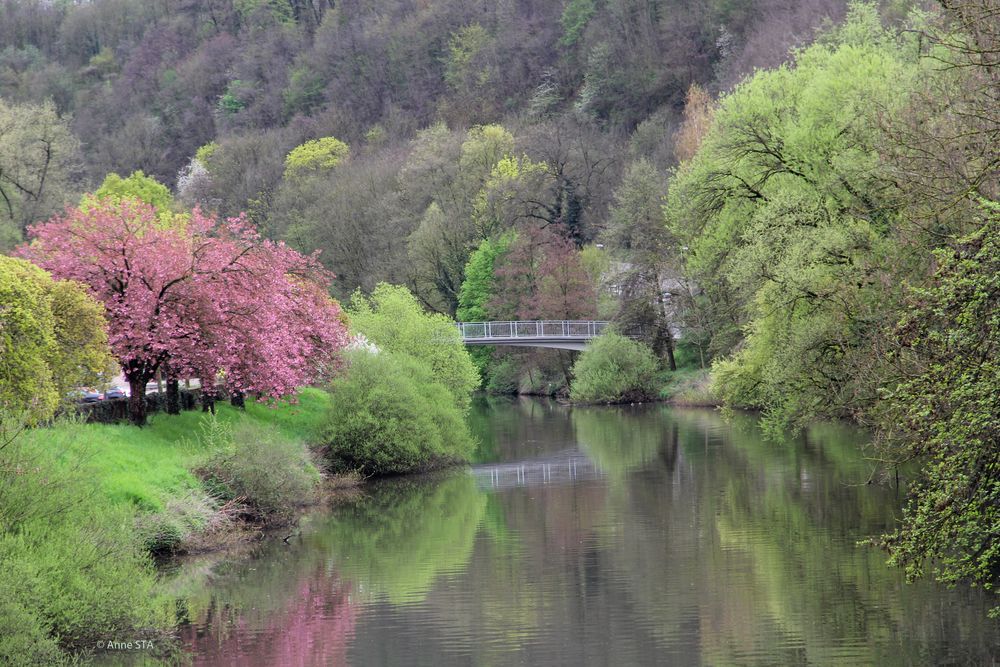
{"left": 456, "top": 320, "right": 611, "bottom": 340}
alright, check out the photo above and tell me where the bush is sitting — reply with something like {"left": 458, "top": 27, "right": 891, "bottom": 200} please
{"left": 570, "top": 332, "right": 658, "bottom": 403}
{"left": 194, "top": 419, "right": 321, "bottom": 525}
{"left": 321, "top": 351, "right": 474, "bottom": 476}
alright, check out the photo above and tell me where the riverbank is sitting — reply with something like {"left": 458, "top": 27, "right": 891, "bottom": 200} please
{"left": 1, "top": 387, "right": 361, "bottom": 665}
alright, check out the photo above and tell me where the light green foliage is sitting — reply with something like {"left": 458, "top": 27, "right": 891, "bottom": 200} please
{"left": 472, "top": 155, "right": 551, "bottom": 238}
{"left": 459, "top": 124, "right": 515, "bottom": 183}
{"left": 0, "top": 257, "right": 113, "bottom": 422}
{"left": 321, "top": 351, "right": 474, "bottom": 476}
{"left": 195, "top": 142, "right": 218, "bottom": 165}
{"left": 444, "top": 23, "right": 492, "bottom": 90}
{"left": 93, "top": 170, "right": 174, "bottom": 210}
{"left": 667, "top": 4, "right": 922, "bottom": 427}
{"left": 456, "top": 233, "right": 514, "bottom": 322}
{"left": 0, "top": 99, "right": 80, "bottom": 245}
{"left": 0, "top": 415, "right": 169, "bottom": 663}
{"left": 875, "top": 208, "right": 1000, "bottom": 607}
{"left": 283, "top": 136, "right": 349, "bottom": 180}
{"left": 348, "top": 283, "right": 479, "bottom": 410}
{"left": 195, "top": 419, "right": 321, "bottom": 525}
{"left": 570, "top": 332, "right": 659, "bottom": 403}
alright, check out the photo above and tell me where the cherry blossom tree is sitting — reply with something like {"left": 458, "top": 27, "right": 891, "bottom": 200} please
{"left": 20, "top": 198, "right": 347, "bottom": 425}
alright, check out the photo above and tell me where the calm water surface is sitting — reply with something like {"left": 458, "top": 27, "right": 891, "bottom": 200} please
{"left": 169, "top": 398, "right": 1000, "bottom": 665}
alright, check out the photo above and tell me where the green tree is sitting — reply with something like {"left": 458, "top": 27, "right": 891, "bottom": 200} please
{"left": 92, "top": 170, "right": 173, "bottom": 210}
{"left": 0, "top": 256, "right": 113, "bottom": 422}
{"left": 283, "top": 136, "right": 350, "bottom": 180}
{"left": 347, "top": 283, "right": 479, "bottom": 411}
{"left": 456, "top": 233, "right": 514, "bottom": 323}
{"left": 874, "top": 205, "right": 1000, "bottom": 607}
{"left": 667, "top": 4, "right": 922, "bottom": 428}
{"left": 0, "top": 99, "right": 80, "bottom": 249}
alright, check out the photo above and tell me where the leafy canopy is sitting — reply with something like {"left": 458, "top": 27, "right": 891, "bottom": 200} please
{"left": 0, "top": 256, "right": 113, "bottom": 422}
{"left": 875, "top": 205, "right": 1000, "bottom": 605}
{"left": 284, "top": 137, "right": 350, "bottom": 180}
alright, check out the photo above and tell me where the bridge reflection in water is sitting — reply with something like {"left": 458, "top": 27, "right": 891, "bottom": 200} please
{"left": 469, "top": 449, "right": 604, "bottom": 491}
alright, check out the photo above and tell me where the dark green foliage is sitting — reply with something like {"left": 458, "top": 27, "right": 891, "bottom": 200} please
{"left": 570, "top": 332, "right": 659, "bottom": 403}
{"left": 321, "top": 351, "right": 474, "bottom": 476}
{"left": 875, "top": 209, "right": 1000, "bottom": 606}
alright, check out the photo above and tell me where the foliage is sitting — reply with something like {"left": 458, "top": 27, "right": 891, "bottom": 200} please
{"left": 283, "top": 136, "right": 350, "bottom": 180}
{"left": 321, "top": 351, "right": 475, "bottom": 476}
{"left": 0, "top": 256, "right": 113, "bottom": 422}
{"left": 456, "top": 233, "right": 513, "bottom": 323}
{"left": 874, "top": 209, "right": 1000, "bottom": 605}
{"left": 0, "top": 98, "right": 80, "bottom": 247}
{"left": 570, "top": 332, "right": 658, "bottom": 403}
{"left": 92, "top": 170, "right": 174, "bottom": 211}
{"left": 347, "top": 283, "right": 479, "bottom": 411}
{"left": 668, "top": 4, "right": 922, "bottom": 428}
{"left": 195, "top": 419, "right": 322, "bottom": 525}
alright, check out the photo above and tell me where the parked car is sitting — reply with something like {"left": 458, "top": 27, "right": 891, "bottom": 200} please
{"left": 76, "top": 388, "right": 102, "bottom": 403}
{"left": 103, "top": 386, "right": 126, "bottom": 400}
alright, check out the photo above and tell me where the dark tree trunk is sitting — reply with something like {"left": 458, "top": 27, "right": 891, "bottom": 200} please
{"left": 664, "top": 330, "right": 677, "bottom": 371}
{"left": 164, "top": 363, "right": 180, "bottom": 415}
{"left": 230, "top": 391, "right": 245, "bottom": 409}
{"left": 201, "top": 380, "right": 216, "bottom": 414}
{"left": 126, "top": 375, "right": 149, "bottom": 427}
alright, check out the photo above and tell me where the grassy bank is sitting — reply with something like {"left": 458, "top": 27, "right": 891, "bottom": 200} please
{"left": 1, "top": 387, "right": 346, "bottom": 665}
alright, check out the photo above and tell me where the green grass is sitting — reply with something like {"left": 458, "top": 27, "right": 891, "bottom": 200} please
{"left": 19, "top": 387, "right": 332, "bottom": 513}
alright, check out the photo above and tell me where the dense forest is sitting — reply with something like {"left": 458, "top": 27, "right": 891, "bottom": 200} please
{"left": 1, "top": 0, "right": 998, "bottom": 613}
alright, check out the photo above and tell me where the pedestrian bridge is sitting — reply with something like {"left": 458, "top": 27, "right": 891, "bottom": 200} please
{"left": 455, "top": 320, "right": 610, "bottom": 351}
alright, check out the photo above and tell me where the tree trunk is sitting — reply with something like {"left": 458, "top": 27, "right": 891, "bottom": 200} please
{"left": 655, "top": 273, "right": 678, "bottom": 371}
{"left": 664, "top": 330, "right": 677, "bottom": 371}
{"left": 230, "top": 391, "right": 245, "bottom": 409}
{"left": 164, "top": 363, "right": 180, "bottom": 415}
{"left": 201, "top": 380, "right": 216, "bottom": 414}
{"left": 126, "top": 375, "right": 149, "bottom": 427}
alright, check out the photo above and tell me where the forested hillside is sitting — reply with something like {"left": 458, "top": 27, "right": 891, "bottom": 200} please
{"left": 2, "top": 0, "right": 999, "bottom": 610}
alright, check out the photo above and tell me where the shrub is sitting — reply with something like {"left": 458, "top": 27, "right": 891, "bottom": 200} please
{"left": 194, "top": 419, "right": 321, "bottom": 525}
{"left": 570, "top": 332, "right": 658, "bottom": 403}
{"left": 321, "top": 351, "right": 474, "bottom": 476}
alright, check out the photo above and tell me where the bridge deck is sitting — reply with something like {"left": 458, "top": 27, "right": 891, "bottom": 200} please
{"left": 456, "top": 320, "right": 610, "bottom": 350}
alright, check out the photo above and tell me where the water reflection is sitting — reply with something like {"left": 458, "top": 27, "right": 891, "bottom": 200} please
{"left": 172, "top": 401, "right": 1000, "bottom": 665}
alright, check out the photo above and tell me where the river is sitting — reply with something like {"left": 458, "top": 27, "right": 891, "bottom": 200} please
{"left": 166, "top": 397, "right": 999, "bottom": 665}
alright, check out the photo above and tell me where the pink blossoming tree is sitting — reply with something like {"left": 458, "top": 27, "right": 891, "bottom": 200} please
{"left": 20, "top": 198, "right": 348, "bottom": 425}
